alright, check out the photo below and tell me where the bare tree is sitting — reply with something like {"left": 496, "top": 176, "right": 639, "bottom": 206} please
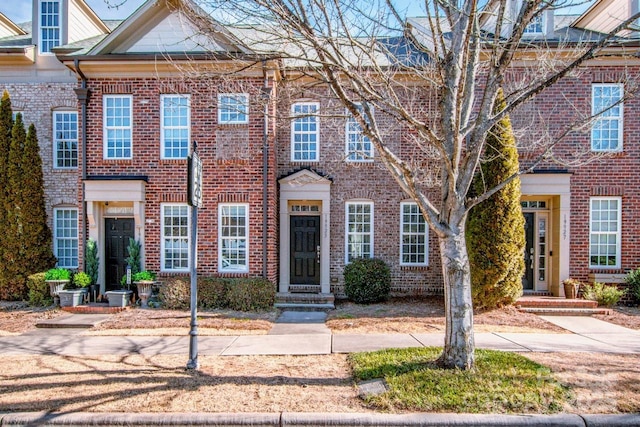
{"left": 176, "top": 0, "right": 640, "bottom": 369}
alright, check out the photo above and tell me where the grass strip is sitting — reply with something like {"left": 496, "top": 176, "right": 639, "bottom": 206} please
{"left": 349, "top": 347, "right": 571, "bottom": 413}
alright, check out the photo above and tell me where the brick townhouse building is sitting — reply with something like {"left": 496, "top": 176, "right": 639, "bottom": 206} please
{"left": 1, "top": 0, "right": 639, "bottom": 305}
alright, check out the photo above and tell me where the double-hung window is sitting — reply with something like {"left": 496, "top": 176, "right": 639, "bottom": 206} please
{"left": 161, "top": 95, "right": 190, "bottom": 159}
{"left": 219, "top": 204, "right": 249, "bottom": 272}
{"left": 54, "top": 208, "right": 78, "bottom": 269}
{"left": 589, "top": 197, "right": 621, "bottom": 268}
{"left": 104, "top": 95, "right": 132, "bottom": 159}
{"left": 591, "top": 84, "right": 623, "bottom": 152}
{"left": 345, "top": 106, "right": 373, "bottom": 162}
{"left": 218, "top": 93, "right": 248, "bottom": 124}
{"left": 291, "top": 102, "right": 319, "bottom": 161}
{"left": 161, "top": 204, "right": 190, "bottom": 271}
{"left": 39, "top": 0, "right": 61, "bottom": 53}
{"left": 400, "top": 202, "right": 428, "bottom": 266}
{"left": 345, "top": 201, "right": 373, "bottom": 263}
{"left": 53, "top": 111, "right": 78, "bottom": 168}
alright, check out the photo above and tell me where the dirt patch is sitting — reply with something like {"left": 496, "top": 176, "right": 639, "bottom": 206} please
{"left": 327, "top": 297, "right": 565, "bottom": 334}
{"left": 0, "top": 302, "right": 64, "bottom": 334}
{"left": 0, "top": 352, "right": 638, "bottom": 414}
{"left": 594, "top": 307, "right": 640, "bottom": 330}
{"left": 0, "top": 354, "right": 364, "bottom": 414}
{"left": 527, "top": 352, "right": 640, "bottom": 413}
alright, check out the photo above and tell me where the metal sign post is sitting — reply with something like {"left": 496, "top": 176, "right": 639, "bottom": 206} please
{"left": 187, "top": 146, "right": 202, "bottom": 370}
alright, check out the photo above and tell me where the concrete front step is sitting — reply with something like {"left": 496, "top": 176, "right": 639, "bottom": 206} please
{"left": 35, "top": 313, "right": 112, "bottom": 329}
{"left": 517, "top": 296, "right": 598, "bottom": 309}
{"left": 275, "top": 292, "right": 335, "bottom": 310}
{"left": 60, "top": 304, "right": 130, "bottom": 314}
{"left": 519, "top": 307, "right": 612, "bottom": 316}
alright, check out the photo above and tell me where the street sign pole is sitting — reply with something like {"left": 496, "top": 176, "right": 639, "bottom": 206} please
{"left": 187, "top": 145, "right": 202, "bottom": 370}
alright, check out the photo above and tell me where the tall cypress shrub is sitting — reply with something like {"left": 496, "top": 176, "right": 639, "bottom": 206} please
{"left": 21, "top": 124, "right": 56, "bottom": 274}
{"left": 0, "top": 92, "right": 13, "bottom": 295}
{"left": 2, "top": 113, "right": 27, "bottom": 299}
{"left": 467, "top": 90, "right": 525, "bottom": 310}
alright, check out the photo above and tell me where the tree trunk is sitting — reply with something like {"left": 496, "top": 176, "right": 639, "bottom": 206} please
{"left": 438, "top": 228, "right": 475, "bottom": 369}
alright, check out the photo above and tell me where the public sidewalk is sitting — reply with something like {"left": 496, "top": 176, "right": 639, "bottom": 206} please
{"left": 1, "top": 312, "right": 639, "bottom": 356}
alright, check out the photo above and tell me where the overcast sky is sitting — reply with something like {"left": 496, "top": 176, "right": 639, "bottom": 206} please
{"left": 1, "top": 0, "right": 594, "bottom": 26}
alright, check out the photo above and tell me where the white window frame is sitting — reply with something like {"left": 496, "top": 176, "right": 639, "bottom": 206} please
{"left": 53, "top": 207, "right": 78, "bottom": 269}
{"left": 400, "top": 202, "right": 429, "bottom": 266}
{"left": 589, "top": 197, "right": 621, "bottom": 269}
{"left": 103, "top": 95, "right": 133, "bottom": 159}
{"left": 291, "top": 102, "right": 319, "bottom": 162}
{"left": 345, "top": 106, "right": 373, "bottom": 162}
{"left": 345, "top": 201, "right": 374, "bottom": 263}
{"left": 591, "top": 83, "right": 623, "bottom": 152}
{"left": 523, "top": 13, "right": 544, "bottom": 35}
{"left": 161, "top": 204, "right": 190, "bottom": 272}
{"left": 53, "top": 111, "right": 78, "bottom": 169}
{"left": 218, "top": 203, "right": 249, "bottom": 273}
{"left": 218, "top": 93, "right": 249, "bottom": 124}
{"left": 161, "top": 94, "right": 190, "bottom": 159}
{"left": 39, "top": 0, "right": 61, "bottom": 54}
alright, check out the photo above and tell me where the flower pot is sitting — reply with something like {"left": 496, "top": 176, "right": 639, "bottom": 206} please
{"left": 563, "top": 282, "right": 578, "bottom": 299}
{"left": 134, "top": 281, "right": 154, "bottom": 308}
{"left": 58, "top": 289, "right": 88, "bottom": 307}
{"left": 46, "top": 280, "right": 68, "bottom": 297}
{"left": 105, "top": 290, "right": 133, "bottom": 308}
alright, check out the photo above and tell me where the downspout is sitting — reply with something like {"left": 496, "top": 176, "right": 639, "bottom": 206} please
{"left": 261, "top": 61, "right": 272, "bottom": 279}
{"left": 73, "top": 58, "right": 89, "bottom": 269}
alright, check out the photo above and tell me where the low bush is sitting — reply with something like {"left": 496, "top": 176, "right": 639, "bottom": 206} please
{"left": 27, "top": 272, "right": 53, "bottom": 307}
{"left": 44, "top": 268, "right": 71, "bottom": 281}
{"left": 624, "top": 268, "right": 640, "bottom": 303}
{"left": 582, "top": 281, "right": 625, "bottom": 307}
{"left": 198, "top": 277, "right": 229, "bottom": 309}
{"left": 72, "top": 272, "right": 91, "bottom": 288}
{"left": 158, "top": 276, "right": 190, "bottom": 310}
{"left": 344, "top": 258, "right": 391, "bottom": 304}
{"left": 158, "top": 276, "right": 275, "bottom": 311}
{"left": 225, "top": 278, "right": 275, "bottom": 311}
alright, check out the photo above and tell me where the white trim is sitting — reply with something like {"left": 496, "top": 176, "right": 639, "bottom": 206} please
{"left": 399, "top": 201, "right": 429, "bottom": 266}
{"left": 52, "top": 110, "right": 78, "bottom": 169}
{"left": 589, "top": 196, "right": 622, "bottom": 269}
{"left": 160, "top": 94, "right": 190, "bottom": 159}
{"left": 160, "top": 203, "right": 190, "bottom": 272}
{"left": 591, "top": 83, "right": 624, "bottom": 152}
{"left": 218, "top": 93, "right": 249, "bottom": 124}
{"left": 218, "top": 203, "right": 249, "bottom": 273}
{"left": 291, "top": 102, "right": 320, "bottom": 162}
{"left": 345, "top": 200, "right": 374, "bottom": 263}
{"left": 103, "top": 95, "right": 133, "bottom": 159}
{"left": 53, "top": 207, "right": 79, "bottom": 269}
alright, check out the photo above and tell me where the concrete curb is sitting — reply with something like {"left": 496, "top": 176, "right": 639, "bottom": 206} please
{"left": 1, "top": 412, "right": 639, "bottom": 427}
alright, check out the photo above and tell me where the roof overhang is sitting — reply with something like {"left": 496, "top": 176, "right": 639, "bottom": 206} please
{"left": 0, "top": 46, "right": 35, "bottom": 64}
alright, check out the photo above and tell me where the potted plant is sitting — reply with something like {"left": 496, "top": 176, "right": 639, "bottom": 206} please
{"left": 562, "top": 278, "right": 581, "bottom": 299}
{"left": 45, "top": 268, "right": 71, "bottom": 303}
{"left": 133, "top": 270, "right": 156, "bottom": 308}
{"left": 86, "top": 239, "right": 100, "bottom": 301}
{"left": 58, "top": 271, "right": 91, "bottom": 307}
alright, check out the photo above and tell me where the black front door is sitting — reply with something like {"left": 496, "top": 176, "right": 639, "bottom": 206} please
{"left": 290, "top": 215, "right": 320, "bottom": 285}
{"left": 105, "top": 218, "right": 135, "bottom": 291}
{"left": 522, "top": 212, "right": 534, "bottom": 290}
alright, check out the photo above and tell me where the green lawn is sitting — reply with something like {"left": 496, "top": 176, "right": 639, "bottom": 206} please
{"left": 349, "top": 347, "right": 571, "bottom": 413}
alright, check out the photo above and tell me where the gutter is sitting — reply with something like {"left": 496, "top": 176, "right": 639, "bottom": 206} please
{"left": 73, "top": 58, "right": 90, "bottom": 270}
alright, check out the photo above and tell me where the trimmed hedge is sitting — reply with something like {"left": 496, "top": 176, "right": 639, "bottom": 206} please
{"left": 158, "top": 276, "right": 275, "bottom": 311}
{"left": 344, "top": 258, "right": 391, "bottom": 304}
{"left": 27, "top": 272, "right": 53, "bottom": 307}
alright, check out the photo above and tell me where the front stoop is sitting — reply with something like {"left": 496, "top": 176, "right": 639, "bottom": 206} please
{"left": 60, "top": 303, "right": 130, "bottom": 314}
{"left": 516, "top": 296, "right": 611, "bottom": 316}
{"left": 275, "top": 292, "right": 335, "bottom": 310}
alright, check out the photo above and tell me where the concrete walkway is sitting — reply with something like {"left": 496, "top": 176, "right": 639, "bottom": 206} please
{"left": 1, "top": 311, "right": 638, "bottom": 356}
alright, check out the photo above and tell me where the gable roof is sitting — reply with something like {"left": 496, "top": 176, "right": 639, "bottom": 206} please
{"left": 85, "top": 0, "right": 252, "bottom": 56}
{"left": 0, "top": 12, "right": 27, "bottom": 38}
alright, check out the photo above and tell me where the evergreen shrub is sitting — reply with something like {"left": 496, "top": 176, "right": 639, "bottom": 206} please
{"left": 343, "top": 258, "right": 391, "bottom": 304}
{"left": 624, "top": 268, "right": 640, "bottom": 304}
{"left": 225, "top": 278, "right": 275, "bottom": 311}
{"left": 27, "top": 272, "right": 52, "bottom": 306}
{"left": 582, "top": 282, "right": 625, "bottom": 307}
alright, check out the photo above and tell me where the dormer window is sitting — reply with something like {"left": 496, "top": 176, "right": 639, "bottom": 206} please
{"left": 523, "top": 14, "right": 543, "bottom": 35}
{"left": 39, "top": 0, "right": 61, "bottom": 53}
